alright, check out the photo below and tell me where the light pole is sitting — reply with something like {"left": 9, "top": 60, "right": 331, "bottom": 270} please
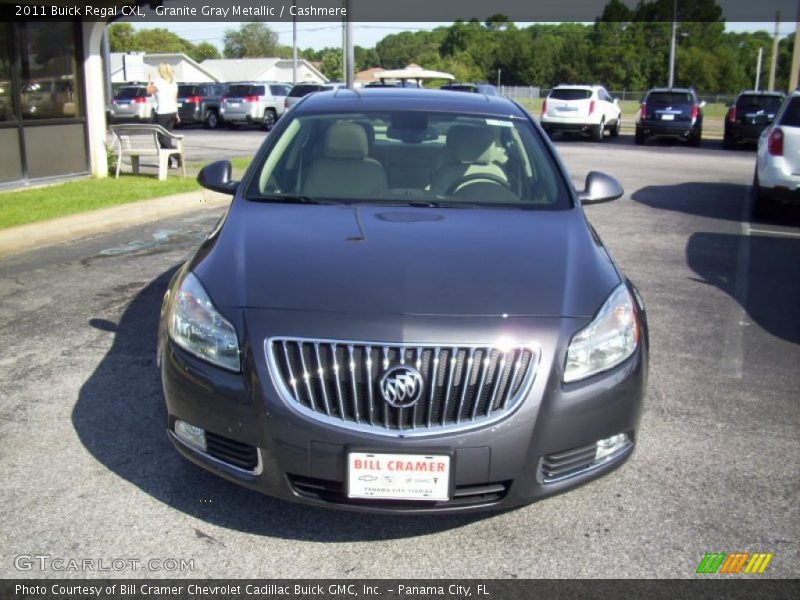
{"left": 755, "top": 47, "right": 764, "bottom": 91}
{"left": 292, "top": 1, "right": 297, "bottom": 86}
{"left": 667, "top": 0, "right": 677, "bottom": 88}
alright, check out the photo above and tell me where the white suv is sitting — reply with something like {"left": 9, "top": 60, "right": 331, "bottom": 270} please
{"left": 541, "top": 85, "right": 621, "bottom": 141}
{"left": 754, "top": 90, "right": 800, "bottom": 218}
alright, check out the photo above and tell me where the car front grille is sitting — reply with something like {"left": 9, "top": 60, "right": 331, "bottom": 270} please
{"left": 288, "top": 474, "right": 510, "bottom": 509}
{"left": 267, "top": 338, "right": 539, "bottom": 436}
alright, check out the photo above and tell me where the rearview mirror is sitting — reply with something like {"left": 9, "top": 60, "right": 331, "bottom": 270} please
{"left": 197, "top": 160, "right": 238, "bottom": 195}
{"left": 578, "top": 171, "right": 623, "bottom": 204}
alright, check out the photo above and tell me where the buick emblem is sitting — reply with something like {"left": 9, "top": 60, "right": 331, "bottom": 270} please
{"left": 380, "top": 365, "right": 424, "bottom": 408}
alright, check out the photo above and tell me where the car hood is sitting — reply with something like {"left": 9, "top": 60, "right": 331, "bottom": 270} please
{"left": 193, "top": 201, "right": 620, "bottom": 318}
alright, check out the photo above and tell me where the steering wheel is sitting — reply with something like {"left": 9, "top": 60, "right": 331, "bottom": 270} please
{"left": 445, "top": 173, "right": 511, "bottom": 196}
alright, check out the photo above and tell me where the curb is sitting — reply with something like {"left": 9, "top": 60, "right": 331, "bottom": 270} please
{"left": 0, "top": 190, "right": 231, "bottom": 259}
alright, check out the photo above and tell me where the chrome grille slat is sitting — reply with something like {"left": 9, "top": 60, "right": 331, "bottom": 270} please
{"left": 268, "top": 338, "right": 540, "bottom": 437}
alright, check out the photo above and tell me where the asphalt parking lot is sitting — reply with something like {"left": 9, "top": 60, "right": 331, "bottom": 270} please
{"left": 0, "top": 133, "right": 798, "bottom": 579}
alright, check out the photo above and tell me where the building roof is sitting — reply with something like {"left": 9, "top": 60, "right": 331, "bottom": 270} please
{"left": 108, "top": 52, "right": 220, "bottom": 82}
{"left": 201, "top": 58, "right": 328, "bottom": 83}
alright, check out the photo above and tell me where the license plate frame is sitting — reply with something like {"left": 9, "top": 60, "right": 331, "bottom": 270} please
{"left": 346, "top": 451, "right": 451, "bottom": 501}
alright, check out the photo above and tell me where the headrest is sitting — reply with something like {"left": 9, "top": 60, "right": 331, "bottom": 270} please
{"left": 324, "top": 122, "right": 368, "bottom": 159}
{"left": 447, "top": 125, "right": 495, "bottom": 163}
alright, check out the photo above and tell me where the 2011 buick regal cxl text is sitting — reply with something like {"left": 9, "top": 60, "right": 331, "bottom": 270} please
{"left": 157, "top": 89, "right": 648, "bottom": 514}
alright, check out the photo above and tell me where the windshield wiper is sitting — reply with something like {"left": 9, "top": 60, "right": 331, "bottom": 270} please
{"left": 405, "top": 200, "right": 473, "bottom": 209}
{"left": 249, "top": 193, "right": 338, "bottom": 205}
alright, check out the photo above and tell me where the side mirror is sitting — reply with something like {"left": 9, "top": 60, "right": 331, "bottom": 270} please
{"left": 613, "top": 98, "right": 619, "bottom": 105}
{"left": 197, "top": 160, "right": 238, "bottom": 195}
{"left": 578, "top": 171, "right": 624, "bottom": 204}
{"left": 699, "top": 101, "right": 707, "bottom": 108}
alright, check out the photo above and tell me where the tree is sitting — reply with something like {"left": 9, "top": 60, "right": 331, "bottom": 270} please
{"left": 190, "top": 42, "right": 220, "bottom": 62}
{"left": 223, "top": 23, "right": 280, "bottom": 58}
{"left": 107, "top": 23, "right": 136, "bottom": 53}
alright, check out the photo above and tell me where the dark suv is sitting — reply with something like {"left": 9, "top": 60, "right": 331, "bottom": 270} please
{"left": 177, "top": 83, "right": 227, "bottom": 129}
{"left": 635, "top": 88, "right": 704, "bottom": 146}
{"left": 724, "top": 90, "right": 785, "bottom": 149}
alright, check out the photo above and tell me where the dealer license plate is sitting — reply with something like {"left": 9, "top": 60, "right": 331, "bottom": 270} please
{"left": 660, "top": 113, "right": 675, "bottom": 121}
{"left": 347, "top": 452, "right": 450, "bottom": 501}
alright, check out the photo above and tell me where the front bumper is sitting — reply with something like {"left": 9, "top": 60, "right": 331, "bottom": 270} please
{"left": 160, "top": 313, "right": 647, "bottom": 514}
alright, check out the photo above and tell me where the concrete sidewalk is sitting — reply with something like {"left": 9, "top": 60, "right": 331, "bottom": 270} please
{"left": 0, "top": 189, "right": 231, "bottom": 259}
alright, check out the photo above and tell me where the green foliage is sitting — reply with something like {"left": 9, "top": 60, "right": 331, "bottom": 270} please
{"left": 108, "top": 23, "right": 220, "bottom": 64}
{"left": 191, "top": 42, "right": 220, "bottom": 62}
{"left": 223, "top": 23, "right": 280, "bottom": 58}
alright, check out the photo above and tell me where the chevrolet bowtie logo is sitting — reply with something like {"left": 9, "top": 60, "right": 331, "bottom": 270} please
{"left": 380, "top": 365, "right": 424, "bottom": 408}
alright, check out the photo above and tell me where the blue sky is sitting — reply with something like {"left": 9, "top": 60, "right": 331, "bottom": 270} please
{"left": 131, "top": 21, "right": 797, "bottom": 52}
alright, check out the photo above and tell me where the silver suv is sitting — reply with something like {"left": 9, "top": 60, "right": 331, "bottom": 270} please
{"left": 108, "top": 84, "right": 155, "bottom": 123}
{"left": 220, "top": 82, "right": 290, "bottom": 130}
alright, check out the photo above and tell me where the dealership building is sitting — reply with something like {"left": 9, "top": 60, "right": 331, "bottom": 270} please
{"left": 0, "top": 1, "right": 330, "bottom": 189}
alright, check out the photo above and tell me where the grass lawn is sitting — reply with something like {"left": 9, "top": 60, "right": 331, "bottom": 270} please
{"left": 0, "top": 155, "right": 256, "bottom": 231}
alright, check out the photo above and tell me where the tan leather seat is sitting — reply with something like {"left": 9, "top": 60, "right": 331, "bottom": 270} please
{"left": 303, "top": 122, "right": 388, "bottom": 197}
{"left": 431, "top": 125, "right": 508, "bottom": 195}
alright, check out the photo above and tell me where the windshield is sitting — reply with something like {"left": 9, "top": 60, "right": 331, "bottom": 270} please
{"left": 289, "top": 85, "right": 323, "bottom": 97}
{"left": 246, "top": 110, "right": 570, "bottom": 209}
{"left": 648, "top": 92, "right": 693, "bottom": 105}
{"left": 736, "top": 94, "right": 784, "bottom": 113}
{"left": 115, "top": 87, "right": 147, "bottom": 99}
{"left": 178, "top": 85, "right": 198, "bottom": 97}
{"left": 550, "top": 89, "right": 592, "bottom": 101}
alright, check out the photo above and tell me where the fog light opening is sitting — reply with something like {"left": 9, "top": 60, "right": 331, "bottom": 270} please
{"left": 595, "top": 433, "right": 629, "bottom": 462}
{"left": 175, "top": 420, "right": 207, "bottom": 452}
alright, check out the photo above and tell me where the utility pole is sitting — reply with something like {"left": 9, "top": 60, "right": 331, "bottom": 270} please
{"left": 790, "top": 0, "right": 800, "bottom": 90}
{"left": 345, "top": 4, "right": 354, "bottom": 88}
{"left": 292, "top": 0, "right": 297, "bottom": 85}
{"left": 497, "top": 69, "right": 501, "bottom": 88}
{"left": 768, "top": 11, "right": 780, "bottom": 91}
{"left": 667, "top": 0, "right": 677, "bottom": 88}
{"left": 755, "top": 47, "right": 763, "bottom": 91}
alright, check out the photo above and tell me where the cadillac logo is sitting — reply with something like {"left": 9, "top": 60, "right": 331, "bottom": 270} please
{"left": 379, "top": 365, "right": 424, "bottom": 408}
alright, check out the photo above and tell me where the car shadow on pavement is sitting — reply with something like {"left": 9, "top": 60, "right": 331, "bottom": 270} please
{"left": 72, "top": 267, "right": 489, "bottom": 541}
{"left": 686, "top": 231, "right": 800, "bottom": 346}
{"left": 632, "top": 181, "right": 800, "bottom": 226}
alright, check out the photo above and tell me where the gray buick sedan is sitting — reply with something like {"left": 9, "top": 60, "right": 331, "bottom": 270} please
{"left": 157, "top": 89, "right": 648, "bottom": 513}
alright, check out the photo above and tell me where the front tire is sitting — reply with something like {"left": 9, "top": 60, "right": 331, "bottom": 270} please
{"left": 752, "top": 170, "right": 774, "bottom": 220}
{"left": 263, "top": 109, "right": 277, "bottom": 131}
{"left": 204, "top": 110, "right": 219, "bottom": 129}
{"left": 592, "top": 120, "right": 604, "bottom": 142}
{"left": 610, "top": 117, "right": 621, "bottom": 137}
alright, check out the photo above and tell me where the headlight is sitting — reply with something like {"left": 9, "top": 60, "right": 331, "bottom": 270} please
{"left": 168, "top": 272, "right": 240, "bottom": 372}
{"left": 564, "top": 283, "right": 639, "bottom": 383}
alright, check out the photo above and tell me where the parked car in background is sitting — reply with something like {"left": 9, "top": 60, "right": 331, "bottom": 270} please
{"left": 441, "top": 82, "right": 499, "bottom": 96}
{"left": 635, "top": 88, "right": 704, "bottom": 147}
{"left": 159, "top": 89, "right": 648, "bottom": 514}
{"left": 220, "top": 82, "right": 288, "bottom": 130}
{"left": 540, "top": 85, "right": 621, "bottom": 142}
{"left": 108, "top": 84, "right": 155, "bottom": 122}
{"left": 284, "top": 82, "right": 347, "bottom": 112}
{"left": 177, "top": 82, "right": 228, "bottom": 129}
{"left": 754, "top": 90, "right": 800, "bottom": 218}
{"left": 724, "top": 90, "right": 785, "bottom": 149}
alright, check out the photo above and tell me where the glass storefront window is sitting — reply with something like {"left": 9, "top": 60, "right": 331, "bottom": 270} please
{"left": 0, "top": 22, "right": 13, "bottom": 121}
{"left": 18, "top": 21, "right": 81, "bottom": 120}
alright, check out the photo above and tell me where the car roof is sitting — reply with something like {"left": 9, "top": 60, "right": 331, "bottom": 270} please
{"left": 552, "top": 84, "right": 601, "bottom": 90}
{"left": 648, "top": 87, "right": 695, "bottom": 94}
{"left": 293, "top": 88, "right": 526, "bottom": 118}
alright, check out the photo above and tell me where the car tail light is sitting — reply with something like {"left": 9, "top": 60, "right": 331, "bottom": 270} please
{"left": 541, "top": 98, "right": 547, "bottom": 115}
{"left": 244, "top": 95, "right": 259, "bottom": 103}
{"left": 768, "top": 128, "right": 784, "bottom": 156}
{"left": 220, "top": 96, "right": 227, "bottom": 102}
{"left": 589, "top": 100, "right": 595, "bottom": 115}
{"left": 186, "top": 95, "right": 201, "bottom": 104}
{"left": 691, "top": 104, "right": 699, "bottom": 120}
{"left": 727, "top": 106, "right": 737, "bottom": 122}
{"left": 639, "top": 102, "right": 646, "bottom": 121}
{"left": 132, "top": 96, "right": 147, "bottom": 104}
